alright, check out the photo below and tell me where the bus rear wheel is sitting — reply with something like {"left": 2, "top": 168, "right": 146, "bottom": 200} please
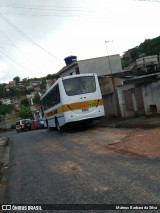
{"left": 55, "top": 118, "right": 62, "bottom": 133}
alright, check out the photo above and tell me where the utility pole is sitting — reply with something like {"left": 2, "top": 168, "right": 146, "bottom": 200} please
{"left": 105, "top": 40, "right": 115, "bottom": 91}
{"left": 105, "top": 41, "right": 113, "bottom": 74}
{"left": 105, "top": 40, "right": 120, "bottom": 117}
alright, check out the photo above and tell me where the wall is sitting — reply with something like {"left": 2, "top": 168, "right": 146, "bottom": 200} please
{"left": 102, "top": 93, "right": 118, "bottom": 117}
{"left": 98, "top": 77, "right": 114, "bottom": 95}
{"left": 78, "top": 55, "right": 122, "bottom": 76}
{"left": 58, "top": 67, "right": 77, "bottom": 78}
{"left": 117, "top": 84, "right": 145, "bottom": 118}
{"left": 142, "top": 80, "right": 160, "bottom": 114}
{"left": 58, "top": 64, "right": 78, "bottom": 78}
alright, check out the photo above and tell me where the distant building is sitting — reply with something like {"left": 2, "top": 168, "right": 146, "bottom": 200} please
{"left": 136, "top": 55, "right": 159, "bottom": 72}
{"left": 0, "top": 98, "right": 11, "bottom": 105}
{"left": 9, "top": 80, "right": 16, "bottom": 86}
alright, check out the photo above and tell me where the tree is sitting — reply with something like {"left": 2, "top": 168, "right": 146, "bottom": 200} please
{"left": 33, "top": 93, "right": 40, "bottom": 105}
{"left": 21, "top": 99, "right": 30, "bottom": 107}
{"left": 0, "top": 104, "right": 14, "bottom": 116}
{"left": 13, "top": 76, "right": 20, "bottom": 84}
{"left": 0, "top": 85, "right": 6, "bottom": 98}
{"left": 18, "top": 105, "right": 33, "bottom": 119}
{"left": 121, "top": 35, "right": 160, "bottom": 69}
{"left": 40, "top": 77, "right": 46, "bottom": 90}
{"left": 6, "top": 87, "right": 20, "bottom": 97}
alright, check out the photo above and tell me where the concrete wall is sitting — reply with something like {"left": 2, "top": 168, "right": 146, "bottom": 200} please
{"left": 58, "top": 66, "right": 78, "bottom": 78}
{"left": 117, "top": 80, "right": 160, "bottom": 117}
{"left": 117, "top": 84, "right": 145, "bottom": 118}
{"left": 136, "top": 55, "right": 158, "bottom": 68}
{"left": 78, "top": 55, "right": 122, "bottom": 76}
{"left": 98, "top": 77, "right": 114, "bottom": 95}
{"left": 142, "top": 80, "right": 160, "bottom": 114}
{"left": 102, "top": 93, "right": 118, "bottom": 117}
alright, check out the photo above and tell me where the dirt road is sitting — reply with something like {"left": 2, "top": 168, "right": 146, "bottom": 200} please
{"left": 107, "top": 128, "right": 160, "bottom": 158}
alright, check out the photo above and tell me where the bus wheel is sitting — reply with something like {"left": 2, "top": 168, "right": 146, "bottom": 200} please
{"left": 56, "top": 119, "right": 62, "bottom": 133}
{"left": 46, "top": 119, "right": 48, "bottom": 129}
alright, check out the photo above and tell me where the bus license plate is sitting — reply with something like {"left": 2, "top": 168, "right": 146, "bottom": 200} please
{"left": 82, "top": 108, "right": 89, "bottom": 112}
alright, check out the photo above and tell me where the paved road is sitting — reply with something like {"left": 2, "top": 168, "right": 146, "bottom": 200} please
{"left": 3, "top": 127, "right": 160, "bottom": 212}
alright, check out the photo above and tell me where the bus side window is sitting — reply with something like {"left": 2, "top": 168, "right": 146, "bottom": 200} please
{"left": 50, "top": 85, "right": 60, "bottom": 107}
{"left": 54, "top": 85, "right": 60, "bottom": 105}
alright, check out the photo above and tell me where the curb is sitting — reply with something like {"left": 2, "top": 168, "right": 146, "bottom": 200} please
{"left": 0, "top": 137, "right": 10, "bottom": 204}
{"left": 115, "top": 123, "right": 160, "bottom": 129}
{"left": 0, "top": 137, "right": 10, "bottom": 165}
{"left": 93, "top": 119, "right": 160, "bottom": 129}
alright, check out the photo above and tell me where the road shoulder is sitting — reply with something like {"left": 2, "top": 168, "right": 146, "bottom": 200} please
{"left": 0, "top": 136, "right": 9, "bottom": 203}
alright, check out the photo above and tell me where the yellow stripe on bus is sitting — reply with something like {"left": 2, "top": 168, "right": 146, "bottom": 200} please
{"left": 44, "top": 99, "right": 103, "bottom": 118}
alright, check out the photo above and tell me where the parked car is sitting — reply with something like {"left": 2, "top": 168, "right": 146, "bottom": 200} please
{"left": 31, "top": 120, "right": 39, "bottom": 130}
{"left": 16, "top": 119, "right": 31, "bottom": 133}
{"left": 38, "top": 118, "right": 45, "bottom": 129}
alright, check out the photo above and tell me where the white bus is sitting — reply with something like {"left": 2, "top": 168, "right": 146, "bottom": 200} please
{"left": 40, "top": 73, "right": 105, "bottom": 132}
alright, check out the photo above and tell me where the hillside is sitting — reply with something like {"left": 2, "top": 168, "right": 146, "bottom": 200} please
{"left": 121, "top": 36, "right": 160, "bottom": 69}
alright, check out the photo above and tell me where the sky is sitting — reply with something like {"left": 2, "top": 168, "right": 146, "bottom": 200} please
{"left": 0, "top": 0, "right": 159, "bottom": 83}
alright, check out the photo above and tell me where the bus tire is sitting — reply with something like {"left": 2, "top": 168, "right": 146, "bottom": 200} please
{"left": 55, "top": 118, "right": 62, "bottom": 133}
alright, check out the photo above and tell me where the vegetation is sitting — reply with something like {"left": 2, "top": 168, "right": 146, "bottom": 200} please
{"left": 121, "top": 36, "right": 160, "bottom": 69}
{"left": 21, "top": 99, "right": 30, "bottom": 107}
{"left": 33, "top": 93, "right": 40, "bottom": 105}
{"left": 13, "top": 76, "right": 20, "bottom": 84}
{"left": 18, "top": 105, "right": 33, "bottom": 119}
{"left": 0, "top": 84, "right": 6, "bottom": 98}
{"left": 0, "top": 102, "right": 14, "bottom": 116}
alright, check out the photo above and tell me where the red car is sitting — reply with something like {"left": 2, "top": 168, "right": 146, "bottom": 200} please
{"left": 31, "top": 120, "right": 39, "bottom": 130}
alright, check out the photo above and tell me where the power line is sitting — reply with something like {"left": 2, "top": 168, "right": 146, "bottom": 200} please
{"left": 0, "top": 3, "right": 92, "bottom": 11}
{"left": 0, "top": 29, "right": 50, "bottom": 72}
{"left": 0, "top": 14, "right": 62, "bottom": 63}
{"left": 0, "top": 3, "right": 93, "bottom": 17}
{"left": 0, "top": 4, "right": 92, "bottom": 12}
{"left": 0, "top": 48, "right": 37, "bottom": 76}
{"left": 0, "top": 12, "right": 87, "bottom": 17}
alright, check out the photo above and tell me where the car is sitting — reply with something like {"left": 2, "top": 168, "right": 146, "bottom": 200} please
{"left": 16, "top": 119, "right": 31, "bottom": 133}
{"left": 31, "top": 120, "right": 39, "bottom": 130}
{"left": 38, "top": 118, "right": 45, "bottom": 129}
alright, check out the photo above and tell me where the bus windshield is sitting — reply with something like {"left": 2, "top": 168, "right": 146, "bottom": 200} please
{"left": 63, "top": 76, "right": 96, "bottom": 96}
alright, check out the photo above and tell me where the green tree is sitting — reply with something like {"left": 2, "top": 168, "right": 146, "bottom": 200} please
{"left": 13, "top": 76, "right": 20, "bottom": 85}
{"left": 21, "top": 99, "right": 30, "bottom": 107}
{"left": 33, "top": 93, "right": 40, "bottom": 105}
{"left": 40, "top": 77, "right": 46, "bottom": 90}
{"left": 18, "top": 105, "right": 33, "bottom": 119}
{"left": 6, "top": 87, "right": 20, "bottom": 97}
{"left": 0, "top": 85, "right": 6, "bottom": 98}
{"left": 121, "top": 36, "right": 160, "bottom": 69}
{"left": 129, "top": 47, "right": 139, "bottom": 61}
{"left": 0, "top": 104, "right": 14, "bottom": 116}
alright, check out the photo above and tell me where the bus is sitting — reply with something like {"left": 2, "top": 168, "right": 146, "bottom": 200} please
{"left": 40, "top": 73, "right": 105, "bottom": 132}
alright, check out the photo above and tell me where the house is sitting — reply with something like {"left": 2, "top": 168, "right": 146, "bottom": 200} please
{"left": 0, "top": 98, "right": 11, "bottom": 105}
{"left": 117, "top": 55, "right": 160, "bottom": 117}
{"left": 56, "top": 55, "right": 123, "bottom": 117}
